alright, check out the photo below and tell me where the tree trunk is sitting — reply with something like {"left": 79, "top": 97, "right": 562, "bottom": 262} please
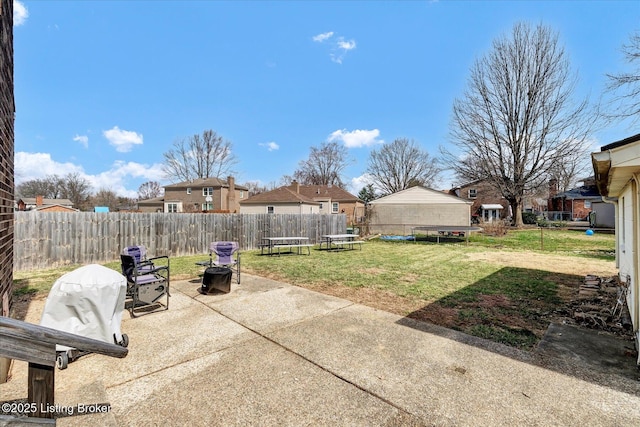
{"left": 510, "top": 199, "right": 524, "bottom": 228}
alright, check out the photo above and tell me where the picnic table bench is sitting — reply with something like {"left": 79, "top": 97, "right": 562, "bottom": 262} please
{"left": 271, "top": 243, "right": 314, "bottom": 255}
{"left": 320, "top": 234, "right": 365, "bottom": 251}
{"left": 261, "top": 237, "right": 313, "bottom": 256}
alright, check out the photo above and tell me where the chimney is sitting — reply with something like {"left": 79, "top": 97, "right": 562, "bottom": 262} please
{"left": 227, "top": 176, "right": 236, "bottom": 210}
{"left": 36, "top": 195, "right": 43, "bottom": 207}
{"left": 548, "top": 179, "right": 558, "bottom": 198}
{"left": 292, "top": 180, "right": 300, "bottom": 193}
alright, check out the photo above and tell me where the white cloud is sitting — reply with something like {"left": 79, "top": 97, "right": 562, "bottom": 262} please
{"left": 314, "top": 31, "right": 357, "bottom": 64}
{"left": 14, "top": 152, "right": 165, "bottom": 198}
{"left": 89, "top": 161, "right": 165, "bottom": 198}
{"left": 349, "top": 173, "right": 374, "bottom": 196}
{"left": 259, "top": 141, "right": 280, "bottom": 151}
{"left": 103, "top": 126, "right": 143, "bottom": 153}
{"left": 312, "top": 31, "right": 334, "bottom": 42}
{"left": 337, "top": 38, "right": 356, "bottom": 51}
{"left": 73, "top": 134, "right": 89, "bottom": 149}
{"left": 328, "top": 129, "right": 383, "bottom": 148}
{"left": 13, "top": 1, "right": 28, "bottom": 26}
{"left": 14, "top": 152, "right": 84, "bottom": 183}
{"left": 330, "top": 36, "right": 357, "bottom": 64}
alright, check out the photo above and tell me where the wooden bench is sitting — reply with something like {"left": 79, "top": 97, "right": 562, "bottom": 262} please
{"left": 271, "top": 244, "right": 314, "bottom": 255}
{"left": 329, "top": 241, "right": 365, "bottom": 250}
{"left": 0, "top": 316, "right": 128, "bottom": 423}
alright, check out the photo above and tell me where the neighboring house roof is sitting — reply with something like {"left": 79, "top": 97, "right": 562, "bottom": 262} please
{"left": 450, "top": 179, "right": 486, "bottom": 191}
{"left": 240, "top": 187, "right": 320, "bottom": 205}
{"left": 137, "top": 197, "right": 164, "bottom": 205}
{"left": 164, "top": 177, "right": 249, "bottom": 191}
{"left": 294, "top": 184, "right": 361, "bottom": 202}
{"left": 551, "top": 184, "right": 601, "bottom": 200}
{"left": 18, "top": 197, "right": 73, "bottom": 207}
{"left": 369, "top": 186, "right": 473, "bottom": 205}
{"left": 32, "top": 204, "right": 79, "bottom": 212}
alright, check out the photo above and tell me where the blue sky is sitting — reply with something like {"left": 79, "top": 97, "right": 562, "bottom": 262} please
{"left": 12, "top": 0, "right": 640, "bottom": 198}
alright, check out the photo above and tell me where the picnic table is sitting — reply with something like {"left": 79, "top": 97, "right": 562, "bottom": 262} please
{"left": 320, "top": 234, "right": 365, "bottom": 251}
{"left": 260, "top": 237, "right": 313, "bottom": 255}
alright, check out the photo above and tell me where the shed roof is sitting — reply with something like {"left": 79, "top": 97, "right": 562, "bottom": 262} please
{"left": 369, "top": 186, "right": 472, "bottom": 205}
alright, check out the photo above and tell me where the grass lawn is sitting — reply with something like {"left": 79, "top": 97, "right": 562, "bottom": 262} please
{"left": 12, "top": 229, "right": 616, "bottom": 351}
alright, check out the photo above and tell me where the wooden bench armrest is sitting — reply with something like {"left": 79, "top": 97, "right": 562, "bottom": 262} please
{"left": 0, "top": 316, "right": 128, "bottom": 366}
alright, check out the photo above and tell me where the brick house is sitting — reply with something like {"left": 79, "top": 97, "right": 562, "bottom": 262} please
{"left": 137, "top": 176, "right": 248, "bottom": 213}
{"left": 16, "top": 195, "right": 76, "bottom": 212}
{"left": 240, "top": 181, "right": 365, "bottom": 223}
{"left": 1, "top": 0, "right": 14, "bottom": 381}
{"left": 450, "top": 179, "right": 510, "bottom": 223}
{"left": 547, "top": 177, "right": 601, "bottom": 221}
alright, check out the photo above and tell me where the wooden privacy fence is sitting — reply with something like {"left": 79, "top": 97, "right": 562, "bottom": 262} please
{"left": 14, "top": 212, "right": 346, "bottom": 272}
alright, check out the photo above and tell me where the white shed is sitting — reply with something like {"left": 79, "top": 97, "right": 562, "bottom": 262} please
{"left": 368, "top": 186, "right": 472, "bottom": 235}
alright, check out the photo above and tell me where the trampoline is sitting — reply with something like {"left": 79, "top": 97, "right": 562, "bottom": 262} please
{"left": 411, "top": 225, "right": 483, "bottom": 244}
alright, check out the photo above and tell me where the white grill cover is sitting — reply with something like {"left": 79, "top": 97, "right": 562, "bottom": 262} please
{"left": 40, "top": 264, "right": 127, "bottom": 347}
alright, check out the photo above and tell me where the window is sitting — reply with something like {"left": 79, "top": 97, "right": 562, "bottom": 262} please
{"left": 267, "top": 206, "right": 274, "bottom": 214}
{"left": 468, "top": 189, "right": 477, "bottom": 199}
{"left": 239, "top": 190, "right": 244, "bottom": 199}
{"left": 202, "top": 203, "right": 213, "bottom": 211}
{"left": 167, "top": 203, "right": 178, "bottom": 213}
{"left": 186, "top": 188, "right": 192, "bottom": 195}
{"left": 584, "top": 200, "right": 591, "bottom": 208}
{"left": 332, "top": 202, "right": 339, "bottom": 213}
{"left": 203, "top": 187, "right": 213, "bottom": 196}
{"left": 319, "top": 203, "right": 324, "bottom": 210}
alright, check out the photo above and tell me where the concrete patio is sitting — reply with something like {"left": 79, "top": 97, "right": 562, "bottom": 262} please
{"left": 1, "top": 273, "right": 640, "bottom": 426}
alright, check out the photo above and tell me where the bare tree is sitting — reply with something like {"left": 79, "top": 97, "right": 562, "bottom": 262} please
{"left": 91, "top": 188, "right": 120, "bottom": 211}
{"left": 16, "top": 174, "right": 64, "bottom": 199}
{"left": 162, "top": 129, "right": 237, "bottom": 182}
{"left": 546, "top": 140, "right": 593, "bottom": 193}
{"left": 293, "top": 141, "right": 351, "bottom": 187}
{"left": 366, "top": 138, "right": 440, "bottom": 195}
{"left": 137, "top": 181, "right": 163, "bottom": 200}
{"left": 443, "top": 22, "right": 594, "bottom": 227}
{"left": 605, "top": 31, "right": 640, "bottom": 124}
{"left": 16, "top": 173, "right": 91, "bottom": 210}
{"left": 60, "top": 173, "right": 92, "bottom": 211}
{"left": 243, "top": 180, "right": 269, "bottom": 196}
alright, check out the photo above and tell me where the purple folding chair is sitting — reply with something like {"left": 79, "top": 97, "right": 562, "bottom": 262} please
{"left": 205, "top": 241, "right": 241, "bottom": 284}
{"left": 121, "top": 245, "right": 154, "bottom": 273}
{"left": 120, "top": 253, "right": 170, "bottom": 318}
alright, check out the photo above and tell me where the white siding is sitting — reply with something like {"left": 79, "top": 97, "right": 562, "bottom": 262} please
{"left": 369, "top": 186, "right": 471, "bottom": 235}
{"left": 616, "top": 180, "right": 640, "bottom": 363}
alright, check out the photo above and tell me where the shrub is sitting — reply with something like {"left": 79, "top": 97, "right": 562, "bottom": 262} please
{"left": 480, "top": 220, "right": 509, "bottom": 236}
{"left": 522, "top": 212, "right": 538, "bottom": 224}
